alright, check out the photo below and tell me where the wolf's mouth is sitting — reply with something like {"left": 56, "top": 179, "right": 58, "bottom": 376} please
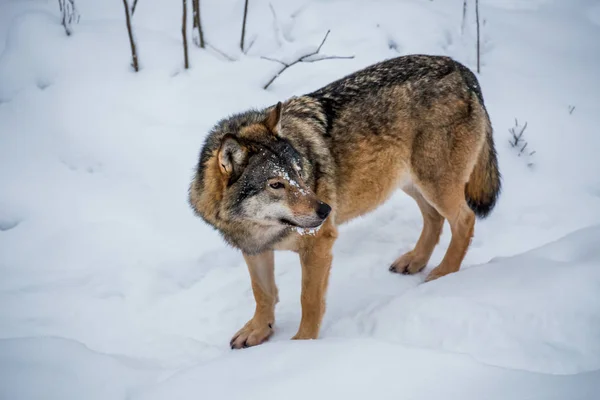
{"left": 279, "top": 218, "right": 301, "bottom": 227}
{"left": 279, "top": 218, "right": 323, "bottom": 229}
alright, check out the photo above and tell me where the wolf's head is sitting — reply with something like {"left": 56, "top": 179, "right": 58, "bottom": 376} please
{"left": 189, "top": 102, "right": 331, "bottom": 254}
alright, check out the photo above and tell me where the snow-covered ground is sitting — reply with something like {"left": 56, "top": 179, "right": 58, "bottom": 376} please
{"left": 1, "top": 0, "right": 600, "bottom": 398}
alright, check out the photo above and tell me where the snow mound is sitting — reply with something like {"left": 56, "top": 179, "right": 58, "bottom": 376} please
{"left": 369, "top": 225, "right": 600, "bottom": 375}
{"left": 131, "top": 338, "right": 600, "bottom": 400}
{"left": 0, "top": 336, "right": 160, "bottom": 400}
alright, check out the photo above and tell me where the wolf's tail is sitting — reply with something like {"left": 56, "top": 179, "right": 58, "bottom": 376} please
{"left": 465, "top": 117, "right": 501, "bottom": 218}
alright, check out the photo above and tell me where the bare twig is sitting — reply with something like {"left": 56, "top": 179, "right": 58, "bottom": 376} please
{"left": 508, "top": 118, "right": 535, "bottom": 167}
{"left": 269, "top": 2, "right": 284, "bottom": 47}
{"left": 131, "top": 0, "right": 139, "bottom": 15}
{"left": 71, "top": 0, "right": 80, "bottom": 23}
{"left": 246, "top": 37, "right": 258, "bottom": 53}
{"left": 122, "top": 0, "right": 139, "bottom": 72}
{"left": 182, "top": 0, "right": 190, "bottom": 69}
{"left": 207, "top": 43, "right": 236, "bottom": 61}
{"left": 475, "top": 0, "right": 480, "bottom": 73}
{"left": 568, "top": 105, "right": 576, "bottom": 115}
{"left": 58, "top": 0, "right": 79, "bottom": 36}
{"left": 461, "top": 0, "right": 468, "bottom": 35}
{"left": 508, "top": 120, "right": 528, "bottom": 147}
{"left": 261, "top": 30, "right": 354, "bottom": 90}
{"left": 240, "top": 0, "right": 249, "bottom": 52}
{"left": 192, "top": 0, "right": 205, "bottom": 48}
{"left": 260, "top": 56, "right": 287, "bottom": 66}
{"left": 303, "top": 55, "right": 354, "bottom": 62}
{"left": 314, "top": 31, "right": 330, "bottom": 54}
{"left": 269, "top": 3, "right": 279, "bottom": 39}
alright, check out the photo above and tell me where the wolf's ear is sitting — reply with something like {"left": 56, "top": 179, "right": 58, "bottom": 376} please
{"left": 217, "top": 135, "right": 248, "bottom": 178}
{"left": 264, "top": 101, "right": 282, "bottom": 134}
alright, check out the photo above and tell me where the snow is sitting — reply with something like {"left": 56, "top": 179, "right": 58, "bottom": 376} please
{"left": 1, "top": 0, "right": 600, "bottom": 398}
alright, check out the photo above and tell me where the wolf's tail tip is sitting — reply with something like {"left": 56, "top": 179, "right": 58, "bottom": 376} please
{"left": 466, "top": 194, "right": 499, "bottom": 219}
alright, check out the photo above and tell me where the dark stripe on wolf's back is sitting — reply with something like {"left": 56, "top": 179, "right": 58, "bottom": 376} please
{"left": 286, "top": 110, "right": 327, "bottom": 134}
{"left": 452, "top": 60, "right": 485, "bottom": 106}
{"left": 306, "top": 55, "right": 457, "bottom": 135}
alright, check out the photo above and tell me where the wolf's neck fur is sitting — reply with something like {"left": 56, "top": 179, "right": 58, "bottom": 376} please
{"left": 278, "top": 96, "right": 338, "bottom": 210}
{"left": 280, "top": 96, "right": 328, "bottom": 138}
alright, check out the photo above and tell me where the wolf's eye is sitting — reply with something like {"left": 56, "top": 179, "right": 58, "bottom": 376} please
{"left": 269, "top": 182, "right": 284, "bottom": 190}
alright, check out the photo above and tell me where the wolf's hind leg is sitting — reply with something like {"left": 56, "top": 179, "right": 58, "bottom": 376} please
{"left": 420, "top": 186, "right": 475, "bottom": 282}
{"left": 390, "top": 185, "right": 444, "bottom": 275}
{"left": 230, "top": 251, "right": 278, "bottom": 349}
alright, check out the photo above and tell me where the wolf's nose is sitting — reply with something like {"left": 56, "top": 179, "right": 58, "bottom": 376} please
{"left": 316, "top": 202, "right": 331, "bottom": 219}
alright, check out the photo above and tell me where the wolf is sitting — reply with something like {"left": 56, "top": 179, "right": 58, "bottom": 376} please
{"left": 188, "top": 54, "right": 501, "bottom": 349}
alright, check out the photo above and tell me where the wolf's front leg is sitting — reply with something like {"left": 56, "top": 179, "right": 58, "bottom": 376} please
{"left": 230, "top": 251, "right": 278, "bottom": 349}
{"left": 293, "top": 224, "right": 338, "bottom": 340}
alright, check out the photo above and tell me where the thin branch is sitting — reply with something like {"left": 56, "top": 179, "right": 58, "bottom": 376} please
{"left": 131, "top": 0, "right": 139, "bottom": 15}
{"left": 314, "top": 30, "right": 330, "bottom": 54}
{"left": 269, "top": 3, "right": 281, "bottom": 46}
{"left": 192, "top": 0, "right": 205, "bottom": 48}
{"left": 260, "top": 56, "right": 288, "bottom": 66}
{"left": 303, "top": 55, "right": 355, "bottom": 62}
{"left": 261, "top": 30, "right": 354, "bottom": 90}
{"left": 240, "top": 0, "right": 249, "bottom": 52}
{"left": 475, "top": 0, "right": 480, "bottom": 73}
{"left": 59, "top": 0, "right": 79, "bottom": 36}
{"left": 60, "top": 0, "right": 69, "bottom": 35}
{"left": 122, "top": 0, "right": 139, "bottom": 72}
{"left": 207, "top": 43, "right": 236, "bottom": 61}
{"left": 245, "top": 36, "right": 257, "bottom": 53}
{"left": 509, "top": 120, "right": 528, "bottom": 147}
{"left": 71, "top": 0, "right": 80, "bottom": 24}
{"left": 182, "top": 0, "right": 190, "bottom": 69}
{"left": 461, "top": 0, "right": 467, "bottom": 36}
{"left": 508, "top": 118, "right": 534, "bottom": 167}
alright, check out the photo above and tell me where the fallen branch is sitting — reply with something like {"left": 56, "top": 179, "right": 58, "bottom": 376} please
{"left": 261, "top": 30, "right": 354, "bottom": 90}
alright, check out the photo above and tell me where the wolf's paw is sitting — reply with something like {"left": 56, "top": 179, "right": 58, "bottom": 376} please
{"left": 230, "top": 319, "right": 274, "bottom": 349}
{"left": 291, "top": 323, "right": 320, "bottom": 341}
{"left": 389, "top": 251, "right": 428, "bottom": 275}
{"left": 291, "top": 331, "right": 318, "bottom": 341}
{"left": 424, "top": 266, "right": 454, "bottom": 282}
